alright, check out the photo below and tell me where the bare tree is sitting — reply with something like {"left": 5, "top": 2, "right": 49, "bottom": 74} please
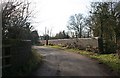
{"left": 67, "top": 13, "right": 84, "bottom": 38}
{"left": 84, "top": 16, "right": 93, "bottom": 38}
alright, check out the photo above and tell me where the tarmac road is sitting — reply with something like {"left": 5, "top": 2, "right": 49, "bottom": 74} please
{"left": 31, "top": 46, "right": 117, "bottom": 76}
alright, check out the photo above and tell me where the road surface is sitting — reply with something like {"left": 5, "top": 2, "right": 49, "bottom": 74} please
{"left": 31, "top": 46, "right": 117, "bottom": 76}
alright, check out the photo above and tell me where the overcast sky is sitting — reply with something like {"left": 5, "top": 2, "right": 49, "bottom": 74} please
{"left": 29, "top": 0, "right": 92, "bottom": 36}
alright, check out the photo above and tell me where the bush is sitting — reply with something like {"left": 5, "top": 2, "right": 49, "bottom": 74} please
{"left": 18, "top": 49, "right": 43, "bottom": 76}
{"left": 49, "top": 43, "right": 54, "bottom": 46}
{"left": 9, "top": 49, "right": 42, "bottom": 76}
{"left": 66, "top": 42, "right": 75, "bottom": 49}
{"left": 86, "top": 45, "right": 92, "bottom": 52}
{"left": 104, "top": 40, "right": 117, "bottom": 54}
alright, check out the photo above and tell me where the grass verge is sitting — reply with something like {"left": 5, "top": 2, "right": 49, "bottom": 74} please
{"left": 13, "top": 48, "right": 43, "bottom": 76}
{"left": 24, "top": 49, "right": 43, "bottom": 75}
{"left": 49, "top": 45, "right": 120, "bottom": 74}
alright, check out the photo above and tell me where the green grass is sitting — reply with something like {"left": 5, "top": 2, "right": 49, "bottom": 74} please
{"left": 50, "top": 45, "right": 62, "bottom": 49}
{"left": 49, "top": 45, "right": 120, "bottom": 73}
{"left": 91, "top": 54, "right": 120, "bottom": 72}
{"left": 79, "top": 51, "right": 120, "bottom": 73}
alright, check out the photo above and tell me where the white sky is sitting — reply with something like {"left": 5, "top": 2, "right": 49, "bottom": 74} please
{"left": 29, "top": 0, "right": 92, "bottom": 36}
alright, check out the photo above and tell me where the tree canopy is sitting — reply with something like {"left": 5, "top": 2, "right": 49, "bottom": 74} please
{"left": 2, "top": 1, "right": 33, "bottom": 40}
{"left": 88, "top": 2, "right": 120, "bottom": 53}
{"left": 2, "top": 1, "right": 39, "bottom": 44}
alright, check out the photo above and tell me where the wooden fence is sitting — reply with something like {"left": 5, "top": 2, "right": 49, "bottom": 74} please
{"left": 2, "top": 45, "right": 11, "bottom": 69}
{"left": 2, "top": 40, "right": 31, "bottom": 76}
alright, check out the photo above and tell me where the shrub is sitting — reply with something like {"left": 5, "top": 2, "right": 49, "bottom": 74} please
{"left": 48, "top": 43, "right": 54, "bottom": 46}
{"left": 104, "top": 40, "right": 117, "bottom": 54}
